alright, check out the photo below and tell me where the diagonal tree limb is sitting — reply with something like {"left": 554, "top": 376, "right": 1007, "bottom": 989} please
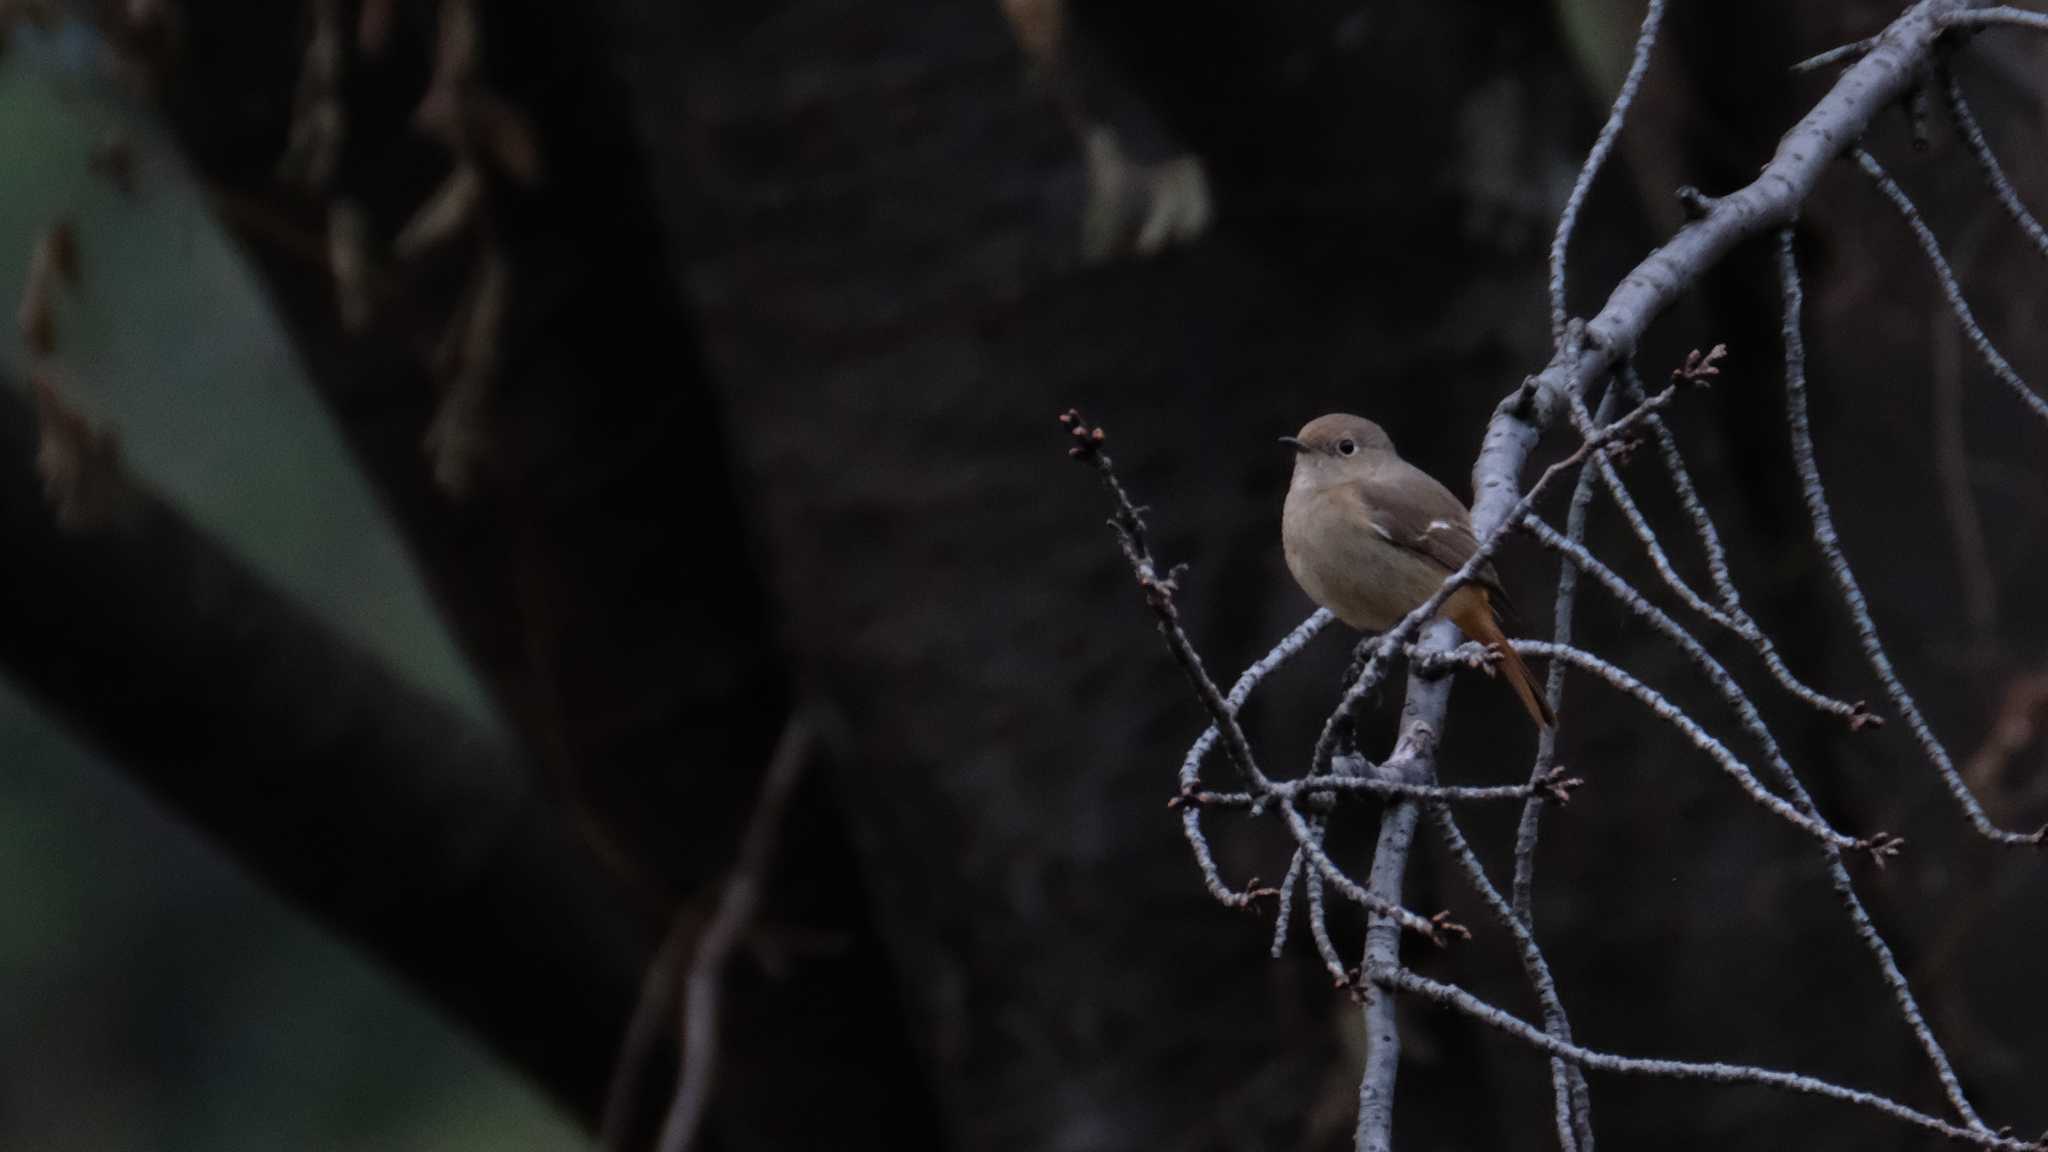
{"left": 0, "top": 372, "right": 659, "bottom": 1121}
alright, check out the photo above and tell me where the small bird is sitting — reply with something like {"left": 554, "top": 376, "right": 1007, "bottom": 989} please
{"left": 1281, "top": 413, "right": 1553, "bottom": 728}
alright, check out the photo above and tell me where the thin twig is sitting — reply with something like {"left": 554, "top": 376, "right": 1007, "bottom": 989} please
{"left": 1522, "top": 488, "right": 1985, "bottom": 1130}
{"left": 1268, "top": 844, "right": 1310, "bottom": 960}
{"left": 1569, "top": 394, "right": 1738, "bottom": 630}
{"left": 1777, "top": 230, "right": 1999, "bottom": 1133}
{"left": 1180, "top": 609, "right": 1334, "bottom": 790}
{"left": 1855, "top": 148, "right": 2048, "bottom": 426}
{"left": 599, "top": 911, "right": 696, "bottom": 1151}
{"left": 1062, "top": 411, "right": 1273, "bottom": 793}
{"left": 1428, "top": 805, "right": 1587, "bottom": 1152}
{"left": 1941, "top": 62, "right": 2048, "bottom": 263}
{"left": 653, "top": 713, "right": 815, "bottom": 1152}
{"left": 1778, "top": 228, "right": 2046, "bottom": 852}
{"left": 1505, "top": 633, "right": 1870, "bottom": 855}
{"left": 1793, "top": 37, "right": 1877, "bottom": 74}
{"left": 1515, "top": 381, "right": 1611, "bottom": 1152}
{"left": 1276, "top": 794, "right": 1458, "bottom": 941}
{"left": 1945, "top": 5, "right": 2048, "bottom": 33}
{"left": 1507, "top": 472, "right": 1983, "bottom": 1132}
{"left": 1185, "top": 769, "right": 1581, "bottom": 810}
{"left": 1371, "top": 966, "right": 2044, "bottom": 1151}
{"left": 1303, "top": 831, "right": 1349, "bottom": 981}
{"left": 1616, "top": 366, "right": 1861, "bottom": 720}
{"left": 1177, "top": 610, "right": 1332, "bottom": 909}
{"left": 1551, "top": 0, "right": 1667, "bottom": 341}
{"left": 1514, "top": 381, "right": 1614, "bottom": 924}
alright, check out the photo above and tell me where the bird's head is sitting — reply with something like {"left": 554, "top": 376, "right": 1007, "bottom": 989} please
{"left": 1280, "top": 413, "right": 1396, "bottom": 486}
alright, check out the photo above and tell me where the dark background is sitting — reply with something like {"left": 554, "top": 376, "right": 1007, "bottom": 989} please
{"left": 2, "top": 1, "right": 2046, "bottom": 1149}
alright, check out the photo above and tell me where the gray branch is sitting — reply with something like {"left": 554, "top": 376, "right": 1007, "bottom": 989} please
{"left": 1941, "top": 62, "right": 2048, "bottom": 262}
{"left": 1778, "top": 225, "right": 2045, "bottom": 862}
{"left": 1854, "top": 148, "right": 2048, "bottom": 425}
{"left": 1948, "top": 5, "right": 2048, "bottom": 33}
{"left": 1615, "top": 365, "right": 1860, "bottom": 720}
{"left": 1360, "top": 3, "right": 1981, "bottom": 1146}
{"left": 1741, "top": 230, "right": 1999, "bottom": 1129}
{"left": 1429, "top": 804, "right": 1588, "bottom": 1152}
{"left": 1354, "top": 790, "right": 1421, "bottom": 1152}
{"left": 1370, "top": 966, "right": 2043, "bottom": 1151}
{"left": 1549, "top": 0, "right": 1667, "bottom": 341}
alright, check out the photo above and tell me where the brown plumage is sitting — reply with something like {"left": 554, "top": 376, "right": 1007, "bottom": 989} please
{"left": 1280, "top": 413, "right": 1553, "bottom": 729}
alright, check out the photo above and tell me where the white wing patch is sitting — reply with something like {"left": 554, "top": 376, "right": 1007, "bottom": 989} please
{"left": 1371, "top": 521, "right": 1395, "bottom": 543}
{"left": 1425, "top": 519, "right": 1457, "bottom": 535}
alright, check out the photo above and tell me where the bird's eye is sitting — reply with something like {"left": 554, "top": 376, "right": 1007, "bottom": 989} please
{"left": 1337, "top": 438, "right": 1357, "bottom": 456}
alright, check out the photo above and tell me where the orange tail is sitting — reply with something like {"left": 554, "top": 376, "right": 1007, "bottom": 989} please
{"left": 1447, "top": 587, "right": 1554, "bottom": 729}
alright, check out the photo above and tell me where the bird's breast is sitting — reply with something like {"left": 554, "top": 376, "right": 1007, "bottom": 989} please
{"left": 1283, "top": 484, "right": 1448, "bottom": 632}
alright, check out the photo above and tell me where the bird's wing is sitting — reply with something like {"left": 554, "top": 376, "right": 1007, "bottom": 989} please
{"left": 1349, "top": 463, "right": 1509, "bottom": 604}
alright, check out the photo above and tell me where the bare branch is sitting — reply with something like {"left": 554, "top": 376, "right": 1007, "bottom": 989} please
{"left": 1268, "top": 845, "right": 1310, "bottom": 960}
{"left": 1506, "top": 634, "right": 1865, "bottom": 853}
{"left": 1354, "top": 781, "right": 1421, "bottom": 1152}
{"left": 1427, "top": 805, "right": 1588, "bottom": 1151}
{"left": 1277, "top": 793, "right": 1459, "bottom": 942}
{"left": 1777, "top": 230, "right": 2001, "bottom": 1132}
{"left": 1176, "top": 803, "right": 1281, "bottom": 912}
{"left": 1569, "top": 395, "right": 1738, "bottom": 629}
{"left": 1061, "top": 410, "right": 1274, "bottom": 793}
{"left": 1514, "top": 382, "right": 1616, "bottom": 928}
{"left": 1524, "top": 473, "right": 1986, "bottom": 1126}
{"left": 1941, "top": 62, "right": 2048, "bottom": 263}
{"left": 1854, "top": 148, "right": 2048, "bottom": 426}
{"left": 1303, "top": 830, "right": 1349, "bottom": 982}
{"left": 1179, "top": 609, "right": 1334, "bottom": 790}
{"left": 1793, "top": 37, "right": 1878, "bottom": 74}
{"left": 1551, "top": 0, "right": 1668, "bottom": 341}
{"left": 1615, "top": 366, "right": 1862, "bottom": 721}
{"left": 1946, "top": 5, "right": 2048, "bottom": 34}
{"left": 1185, "top": 769, "right": 1582, "bottom": 811}
{"left": 1177, "top": 610, "right": 1331, "bottom": 910}
{"left": 1347, "top": 12, "right": 1971, "bottom": 1144}
{"left": 653, "top": 713, "right": 815, "bottom": 1152}
{"left": 1370, "top": 966, "right": 2044, "bottom": 1151}
{"left": 1778, "top": 228, "right": 2046, "bottom": 851}
{"left": 600, "top": 911, "right": 696, "bottom": 1151}
{"left": 1509, "top": 0, "right": 1965, "bottom": 444}
{"left": 1512, "top": 383, "right": 1611, "bottom": 1152}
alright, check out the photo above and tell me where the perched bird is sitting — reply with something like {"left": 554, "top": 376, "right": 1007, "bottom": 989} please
{"left": 1281, "top": 413, "right": 1553, "bottom": 728}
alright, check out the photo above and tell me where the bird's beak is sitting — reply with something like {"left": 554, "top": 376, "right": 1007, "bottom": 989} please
{"left": 1278, "top": 435, "right": 1307, "bottom": 453}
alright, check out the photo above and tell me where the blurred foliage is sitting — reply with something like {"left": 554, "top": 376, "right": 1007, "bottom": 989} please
{"left": 0, "top": 25, "right": 581, "bottom": 1151}
{"left": 0, "top": 30, "right": 490, "bottom": 725}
